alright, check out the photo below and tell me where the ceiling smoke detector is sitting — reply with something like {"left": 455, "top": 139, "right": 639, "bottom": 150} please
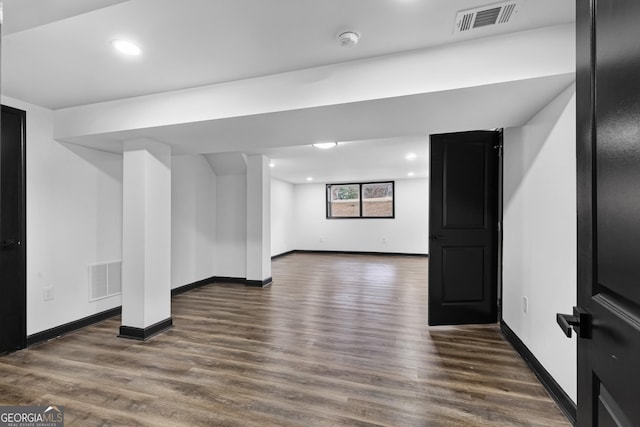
{"left": 337, "top": 31, "right": 360, "bottom": 47}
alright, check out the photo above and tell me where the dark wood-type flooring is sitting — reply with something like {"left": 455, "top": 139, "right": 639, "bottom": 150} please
{"left": 0, "top": 253, "right": 571, "bottom": 426}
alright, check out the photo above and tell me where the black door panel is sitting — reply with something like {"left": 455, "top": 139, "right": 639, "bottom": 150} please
{"left": 574, "top": 0, "right": 640, "bottom": 425}
{"left": 429, "top": 131, "right": 499, "bottom": 326}
{"left": 0, "top": 105, "right": 27, "bottom": 354}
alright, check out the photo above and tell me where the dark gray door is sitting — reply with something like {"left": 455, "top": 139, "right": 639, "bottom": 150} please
{"left": 0, "top": 105, "right": 27, "bottom": 354}
{"left": 428, "top": 131, "right": 499, "bottom": 326}
{"left": 565, "top": 0, "right": 640, "bottom": 425}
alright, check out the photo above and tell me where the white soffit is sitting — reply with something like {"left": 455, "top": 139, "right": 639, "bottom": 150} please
{"left": 59, "top": 73, "right": 575, "bottom": 156}
{"left": 205, "top": 153, "right": 248, "bottom": 176}
{"left": 53, "top": 24, "right": 576, "bottom": 143}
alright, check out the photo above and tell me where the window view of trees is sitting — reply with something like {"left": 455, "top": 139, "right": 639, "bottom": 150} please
{"left": 362, "top": 183, "right": 393, "bottom": 217}
{"left": 326, "top": 182, "right": 394, "bottom": 218}
{"left": 335, "top": 185, "right": 359, "bottom": 200}
{"left": 328, "top": 184, "right": 360, "bottom": 217}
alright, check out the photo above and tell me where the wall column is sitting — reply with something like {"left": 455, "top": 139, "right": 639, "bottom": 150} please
{"left": 246, "top": 155, "right": 272, "bottom": 286}
{"left": 119, "top": 138, "right": 173, "bottom": 339}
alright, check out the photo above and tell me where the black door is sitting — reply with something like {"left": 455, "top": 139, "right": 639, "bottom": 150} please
{"left": 562, "top": 0, "right": 640, "bottom": 425}
{"left": 428, "top": 131, "right": 499, "bottom": 326}
{"left": 0, "top": 105, "right": 27, "bottom": 354}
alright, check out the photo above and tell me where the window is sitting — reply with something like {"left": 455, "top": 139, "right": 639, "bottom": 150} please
{"left": 326, "top": 181, "right": 394, "bottom": 218}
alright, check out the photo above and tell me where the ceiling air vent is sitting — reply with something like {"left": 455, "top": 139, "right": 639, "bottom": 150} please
{"left": 454, "top": 1, "right": 518, "bottom": 34}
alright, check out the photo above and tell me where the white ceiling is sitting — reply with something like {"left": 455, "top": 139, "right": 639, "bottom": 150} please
{"left": 1, "top": 0, "right": 576, "bottom": 183}
{"left": 257, "top": 137, "right": 432, "bottom": 184}
{"left": 1, "top": 0, "right": 129, "bottom": 36}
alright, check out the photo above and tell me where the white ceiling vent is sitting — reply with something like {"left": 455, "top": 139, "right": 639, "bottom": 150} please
{"left": 454, "top": 2, "right": 518, "bottom": 33}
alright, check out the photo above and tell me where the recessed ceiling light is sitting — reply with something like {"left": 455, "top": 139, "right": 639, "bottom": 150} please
{"left": 269, "top": 162, "right": 275, "bottom": 168}
{"left": 405, "top": 153, "right": 417, "bottom": 160}
{"left": 312, "top": 142, "right": 338, "bottom": 149}
{"left": 306, "top": 177, "right": 313, "bottom": 181}
{"left": 408, "top": 172, "right": 415, "bottom": 177}
{"left": 112, "top": 39, "right": 142, "bottom": 56}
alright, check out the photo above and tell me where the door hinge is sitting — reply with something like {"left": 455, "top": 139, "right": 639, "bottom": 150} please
{"left": 497, "top": 222, "right": 501, "bottom": 232}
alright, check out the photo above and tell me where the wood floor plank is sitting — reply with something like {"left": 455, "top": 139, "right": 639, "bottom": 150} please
{"left": 0, "top": 253, "right": 571, "bottom": 426}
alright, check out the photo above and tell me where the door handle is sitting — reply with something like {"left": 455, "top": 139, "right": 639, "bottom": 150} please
{"left": 556, "top": 313, "right": 578, "bottom": 337}
{"left": 1, "top": 239, "right": 19, "bottom": 249}
{"left": 429, "top": 234, "right": 445, "bottom": 241}
{"left": 557, "top": 306, "right": 591, "bottom": 339}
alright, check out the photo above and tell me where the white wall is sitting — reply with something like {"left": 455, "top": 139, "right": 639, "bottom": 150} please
{"left": 171, "top": 154, "right": 216, "bottom": 289}
{"left": 503, "top": 83, "right": 577, "bottom": 402}
{"left": 293, "top": 179, "right": 429, "bottom": 254}
{"left": 1, "top": 96, "right": 123, "bottom": 335}
{"left": 271, "top": 178, "right": 295, "bottom": 256}
{"left": 215, "top": 175, "right": 247, "bottom": 277}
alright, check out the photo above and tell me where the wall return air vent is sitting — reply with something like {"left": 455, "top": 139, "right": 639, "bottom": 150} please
{"left": 89, "top": 261, "right": 122, "bottom": 301}
{"left": 454, "top": 1, "right": 518, "bottom": 33}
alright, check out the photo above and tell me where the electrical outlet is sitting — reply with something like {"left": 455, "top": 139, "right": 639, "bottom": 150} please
{"left": 382, "top": 237, "right": 387, "bottom": 244}
{"left": 43, "top": 286, "right": 54, "bottom": 301}
{"left": 319, "top": 237, "right": 324, "bottom": 243}
{"left": 523, "top": 296, "right": 528, "bottom": 314}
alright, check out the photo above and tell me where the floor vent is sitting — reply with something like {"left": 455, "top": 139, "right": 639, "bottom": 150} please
{"left": 454, "top": 1, "right": 518, "bottom": 33}
{"left": 89, "top": 261, "right": 122, "bottom": 301}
